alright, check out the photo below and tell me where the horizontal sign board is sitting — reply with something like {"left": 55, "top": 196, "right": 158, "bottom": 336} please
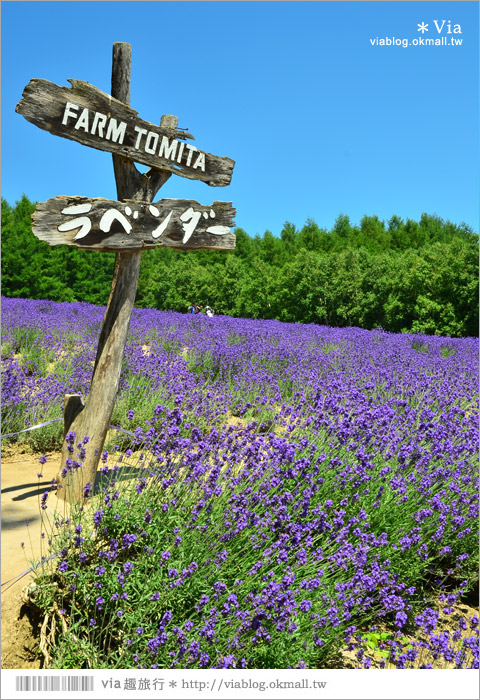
{"left": 32, "top": 196, "right": 236, "bottom": 251}
{"left": 16, "top": 79, "right": 235, "bottom": 187}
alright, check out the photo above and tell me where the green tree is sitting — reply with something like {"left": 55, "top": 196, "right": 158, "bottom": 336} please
{"left": 259, "top": 230, "right": 282, "bottom": 265}
{"left": 297, "top": 219, "right": 330, "bottom": 252}
{"left": 358, "top": 215, "right": 391, "bottom": 253}
{"left": 332, "top": 213, "right": 353, "bottom": 248}
{"left": 232, "top": 227, "right": 254, "bottom": 261}
{"left": 280, "top": 221, "right": 298, "bottom": 262}
{"left": 1, "top": 196, "right": 477, "bottom": 337}
{"left": 388, "top": 215, "right": 409, "bottom": 250}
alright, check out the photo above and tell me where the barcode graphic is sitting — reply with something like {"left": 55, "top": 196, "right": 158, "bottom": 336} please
{"left": 15, "top": 676, "right": 94, "bottom": 691}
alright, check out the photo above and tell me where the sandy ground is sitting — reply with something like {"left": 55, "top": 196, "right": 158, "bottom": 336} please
{"left": 1, "top": 450, "right": 63, "bottom": 669}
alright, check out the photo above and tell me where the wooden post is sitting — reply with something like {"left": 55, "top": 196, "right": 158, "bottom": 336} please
{"left": 56, "top": 43, "right": 173, "bottom": 502}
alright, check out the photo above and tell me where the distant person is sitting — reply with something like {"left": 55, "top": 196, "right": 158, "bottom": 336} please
{"left": 187, "top": 303, "right": 195, "bottom": 314}
{"left": 205, "top": 306, "right": 214, "bottom": 317}
{"left": 194, "top": 304, "right": 203, "bottom": 314}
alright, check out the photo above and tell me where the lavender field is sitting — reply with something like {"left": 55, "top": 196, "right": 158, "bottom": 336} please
{"left": 1, "top": 296, "right": 479, "bottom": 669}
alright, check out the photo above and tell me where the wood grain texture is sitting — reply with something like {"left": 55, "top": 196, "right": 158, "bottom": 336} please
{"left": 32, "top": 196, "right": 236, "bottom": 251}
{"left": 16, "top": 77, "right": 235, "bottom": 187}
{"left": 63, "top": 394, "right": 84, "bottom": 437}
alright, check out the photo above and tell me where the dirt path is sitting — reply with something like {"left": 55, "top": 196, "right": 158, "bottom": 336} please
{"left": 1, "top": 450, "right": 63, "bottom": 669}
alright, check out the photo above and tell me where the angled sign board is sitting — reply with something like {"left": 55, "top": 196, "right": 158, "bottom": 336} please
{"left": 16, "top": 79, "right": 235, "bottom": 187}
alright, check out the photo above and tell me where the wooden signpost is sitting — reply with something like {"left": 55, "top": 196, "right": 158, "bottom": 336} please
{"left": 16, "top": 43, "right": 236, "bottom": 502}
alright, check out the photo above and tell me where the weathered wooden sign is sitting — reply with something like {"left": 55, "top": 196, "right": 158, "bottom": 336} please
{"left": 16, "top": 79, "right": 235, "bottom": 187}
{"left": 33, "top": 196, "right": 236, "bottom": 251}
{"left": 17, "top": 42, "right": 236, "bottom": 503}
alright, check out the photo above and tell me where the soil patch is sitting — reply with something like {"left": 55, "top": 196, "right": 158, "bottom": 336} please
{"left": 1, "top": 449, "right": 62, "bottom": 669}
{"left": 1, "top": 445, "right": 142, "bottom": 669}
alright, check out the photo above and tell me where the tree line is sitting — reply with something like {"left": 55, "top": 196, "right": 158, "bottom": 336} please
{"left": 2, "top": 195, "right": 478, "bottom": 337}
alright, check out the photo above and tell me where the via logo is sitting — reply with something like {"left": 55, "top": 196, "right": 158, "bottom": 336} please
{"left": 433, "top": 20, "right": 462, "bottom": 34}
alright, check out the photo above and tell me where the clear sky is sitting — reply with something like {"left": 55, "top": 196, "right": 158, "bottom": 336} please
{"left": 2, "top": 1, "right": 478, "bottom": 237}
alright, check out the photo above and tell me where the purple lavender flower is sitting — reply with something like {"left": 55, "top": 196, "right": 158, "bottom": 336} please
{"left": 299, "top": 599, "right": 312, "bottom": 613}
{"left": 122, "top": 533, "right": 138, "bottom": 548}
{"left": 123, "top": 561, "right": 134, "bottom": 575}
{"left": 93, "top": 509, "right": 104, "bottom": 527}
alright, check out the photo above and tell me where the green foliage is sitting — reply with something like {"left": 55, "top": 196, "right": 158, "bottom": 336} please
{"left": 1, "top": 195, "right": 115, "bottom": 305}
{"left": 1, "top": 196, "right": 478, "bottom": 337}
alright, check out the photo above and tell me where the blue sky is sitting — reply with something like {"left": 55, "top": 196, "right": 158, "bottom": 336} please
{"left": 2, "top": 1, "right": 479, "bottom": 237}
